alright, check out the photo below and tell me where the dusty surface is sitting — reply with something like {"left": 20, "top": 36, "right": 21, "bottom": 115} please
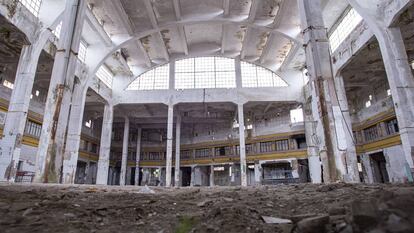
{"left": 0, "top": 183, "right": 414, "bottom": 233}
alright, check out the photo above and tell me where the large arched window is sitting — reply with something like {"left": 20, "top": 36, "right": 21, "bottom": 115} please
{"left": 241, "top": 61, "right": 288, "bottom": 88}
{"left": 127, "top": 64, "right": 169, "bottom": 90}
{"left": 126, "top": 57, "right": 288, "bottom": 90}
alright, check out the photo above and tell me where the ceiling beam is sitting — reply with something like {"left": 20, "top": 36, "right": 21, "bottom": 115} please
{"left": 240, "top": 0, "right": 259, "bottom": 59}
{"left": 258, "top": 32, "right": 275, "bottom": 64}
{"left": 220, "top": 24, "right": 227, "bottom": 54}
{"left": 144, "top": 0, "right": 159, "bottom": 29}
{"left": 172, "top": 0, "right": 188, "bottom": 55}
{"left": 105, "top": 0, "right": 152, "bottom": 68}
{"left": 85, "top": 8, "right": 112, "bottom": 47}
{"left": 223, "top": 0, "right": 230, "bottom": 16}
{"left": 279, "top": 42, "right": 300, "bottom": 71}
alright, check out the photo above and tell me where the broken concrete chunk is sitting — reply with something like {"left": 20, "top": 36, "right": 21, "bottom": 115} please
{"left": 261, "top": 216, "right": 292, "bottom": 224}
{"left": 296, "top": 215, "right": 330, "bottom": 233}
{"left": 351, "top": 200, "right": 379, "bottom": 231}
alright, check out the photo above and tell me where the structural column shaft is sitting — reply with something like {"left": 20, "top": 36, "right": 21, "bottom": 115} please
{"left": 377, "top": 27, "right": 414, "bottom": 170}
{"left": 135, "top": 128, "right": 142, "bottom": 186}
{"left": 238, "top": 104, "right": 247, "bottom": 186}
{"left": 96, "top": 104, "right": 114, "bottom": 185}
{"left": 165, "top": 104, "right": 174, "bottom": 187}
{"left": 210, "top": 165, "right": 214, "bottom": 187}
{"left": 120, "top": 117, "right": 130, "bottom": 186}
{"left": 174, "top": 115, "right": 181, "bottom": 187}
{"left": 0, "top": 36, "right": 48, "bottom": 182}
{"left": 35, "top": 0, "right": 87, "bottom": 183}
{"left": 61, "top": 82, "right": 88, "bottom": 184}
{"left": 298, "top": 0, "right": 351, "bottom": 182}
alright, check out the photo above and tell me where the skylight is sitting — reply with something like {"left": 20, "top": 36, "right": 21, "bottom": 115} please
{"left": 96, "top": 65, "right": 113, "bottom": 88}
{"left": 329, "top": 8, "right": 363, "bottom": 52}
{"left": 19, "top": 0, "right": 42, "bottom": 18}
{"left": 241, "top": 61, "right": 288, "bottom": 88}
{"left": 127, "top": 64, "right": 169, "bottom": 90}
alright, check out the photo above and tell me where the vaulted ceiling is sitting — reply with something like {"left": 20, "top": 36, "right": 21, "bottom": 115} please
{"left": 86, "top": 0, "right": 304, "bottom": 75}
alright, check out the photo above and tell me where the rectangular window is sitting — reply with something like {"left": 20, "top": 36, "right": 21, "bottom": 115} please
{"left": 78, "top": 40, "right": 88, "bottom": 63}
{"left": 53, "top": 21, "right": 62, "bottom": 38}
{"left": 96, "top": 65, "right": 113, "bottom": 88}
{"left": 260, "top": 141, "right": 276, "bottom": 153}
{"left": 175, "top": 57, "right": 236, "bottom": 89}
{"left": 195, "top": 148, "right": 211, "bottom": 158}
{"left": 290, "top": 108, "right": 304, "bottom": 123}
{"left": 329, "top": 7, "right": 363, "bottom": 52}
{"left": 24, "top": 120, "right": 42, "bottom": 137}
{"left": 20, "top": 0, "right": 42, "bottom": 17}
{"left": 364, "top": 125, "right": 379, "bottom": 142}
{"left": 385, "top": 118, "right": 399, "bottom": 135}
{"left": 3, "top": 80, "right": 14, "bottom": 89}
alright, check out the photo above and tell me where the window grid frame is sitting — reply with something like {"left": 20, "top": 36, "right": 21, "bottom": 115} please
{"left": 20, "top": 0, "right": 42, "bottom": 17}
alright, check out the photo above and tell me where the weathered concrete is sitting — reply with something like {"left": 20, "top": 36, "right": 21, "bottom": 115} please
{"left": 134, "top": 128, "right": 142, "bottom": 186}
{"left": 0, "top": 30, "right": 51, "bottom": 182}
{"left": 210, "top": 165, "right": 214, "bottom": 187}
{"left": 237, "top": 104, "right": 247, "bottom": 186}
{"left": 96, "top": 104, "right": 114, "bottom": 185}
{"left": 165, "top": 104, "right": 174, "bottom": 187}
{"left": 61, "top": 81, "right": 88, "bottom": 184}
{"left": 120, "top": 117, "right": 130, "bottom": 186}
{"left": 298, "top": 0, "right": 359, "bottom": 183}
{"left": 34, "top": 0, "right": 87, "bottom": 183}
{"left": 174, "top": 114, "right": 181, "bottom": 187}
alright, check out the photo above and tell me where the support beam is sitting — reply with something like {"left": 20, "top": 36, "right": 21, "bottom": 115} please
{"left": 174, "top": 114, "right": 181, "bottom": 187}
{"left": 120, "top": 117, "right": 130, "bottom": 186}
{"left": 61, "top": 83, "right": 88, "bottom": 184}
{"left": 0, "top": 30, "right": 50, "bottom": 182}
{"left": 210, "top": 165, "right": 215, "bottom": 187}
{"left": 237, "top": 104, "right": 247, "bottom": 186}
{"left": 96, "top": 104, "right": 114, "bottom": 185}
{"left": 165, "top": 104, "right": 174, "bottom": 187}
{"left": 105, "top": 0, "right": 151, "bottom": 68}
{"left": 298, "top": 0, "right": 359, "bottom": 182}
{"left": 135, "top": 128, "right": 142, "bottom": 186}
{"left": 34, "top": 0, "right": 87, "bottom": 183}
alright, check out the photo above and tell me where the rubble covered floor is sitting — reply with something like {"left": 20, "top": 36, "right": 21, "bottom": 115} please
{"left": 0, "top": 183, "right": 414, "bottom": 233}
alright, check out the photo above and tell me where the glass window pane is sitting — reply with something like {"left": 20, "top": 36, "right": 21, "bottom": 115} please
{"left": 175, "top": 72, "right": 194, "bottom": 89}
{"left": 195, "top": 57, "right": 214, "bottom": 72}
{"left": 195, "top": 72, "right": 215, "bottom": 89}
{"left": 176, "top": 58, "right": 194, "bottom": 73}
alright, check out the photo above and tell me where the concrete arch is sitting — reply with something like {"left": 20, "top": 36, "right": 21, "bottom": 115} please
{"left": 85, "top": 19, "right": 303, "bottom": 87}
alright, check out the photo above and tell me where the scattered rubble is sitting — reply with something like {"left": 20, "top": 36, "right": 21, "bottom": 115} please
{"left": 0, "top": 183, "right": 413, "bottom": 232}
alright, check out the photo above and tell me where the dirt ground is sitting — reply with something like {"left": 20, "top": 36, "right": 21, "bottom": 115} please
{"left": 0, "top": 183, "right": 413, "bottom": 233}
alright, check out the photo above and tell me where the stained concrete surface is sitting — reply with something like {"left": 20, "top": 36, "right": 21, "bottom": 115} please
{"left": 0, "top": 183, "right": 413, "bottom": 233}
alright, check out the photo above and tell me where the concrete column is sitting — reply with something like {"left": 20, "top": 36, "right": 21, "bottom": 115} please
{"left": 190, "top": 165, "right": 195, "bottom": 187}
{"left": 210, "top": 165, "right": 215, "bottom": 187}
{"left": 235, "top": 57, "right": 242, "bottom": 88}
{"left": 304, "top": 101, "right": 322, "bottom": 183}
{"left": 165, "top": 104, "right": 174, "bottom": 187}
{"left": 376, "top": 28, "right": 414, "bottom": 173}
{"left": 120, "top": 117, "right": 130, "bottom": 186}
{"left": 237, "top": 104, "right": 247, "bottom": 186}
{"left": 0, "top": 31, "right": 51, "bottom": 182}
{"left": 254, "top": 162, "right": 262, "bottom": 185}
{"left": 174, "top": 114, "right": 181, "bottom": 187}
{"left": 298, "top": 0, "right": 349, "bottom": 182}
{"left": 134, "top": 128, "right": 142, "bottom": 186}
{"left": 334, "top": 74, "right": 360, "bottom": 182}
{"left": 61, "top": 82, "right": 87, "bottom": 184}
{"left": 96, "top": 104, "right": 114, "bottom": 185}
{"left": 35, "top": 0, "right": 87, "bottom": 183}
